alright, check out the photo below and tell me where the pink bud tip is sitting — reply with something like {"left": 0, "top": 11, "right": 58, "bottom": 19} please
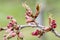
{"left": 51, "top": 19, "right": 57, "bottom": 28}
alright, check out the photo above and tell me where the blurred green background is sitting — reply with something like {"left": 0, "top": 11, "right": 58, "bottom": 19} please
{"left": 0, "top": 0, "right": 60, "bottom": 40}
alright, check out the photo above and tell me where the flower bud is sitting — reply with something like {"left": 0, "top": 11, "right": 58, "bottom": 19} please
{"left": 11, "top": 19, "right": 17, "bottom": 25}
{"left": 32, "top": 29, "right": 40, "bottom": 36}
{"left": 7, "top": 16, "right": 13, "bottom": 19}
{"left": 51, "top": 20, "right": 57, "bottom": 28}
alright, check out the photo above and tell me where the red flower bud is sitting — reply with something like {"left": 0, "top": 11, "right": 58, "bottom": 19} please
{"left": 51, "top": 24, "right": 56, "bottom": 28}
{"left": 52, "top": 20, "right": 55, "bottom": 24}
{"left": 7, "top": 16, "right": 13, "bottom": 19}
{"left": 11, "top": 32, "right": 16, "bottom": 37}
{"left": 15, "top": 25, "right": 20, "bottom": 30}
{"left": 7, "top": 23, "right": 13, "bottom": 28}
{"left": 51, "top": 20, "right": 57, "bottom": 28}
{"left": 32, "top": 29, "right": 40, "bottom": 36}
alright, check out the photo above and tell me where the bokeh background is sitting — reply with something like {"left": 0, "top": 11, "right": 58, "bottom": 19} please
{"left": 0, "top": 0, "right": 60, "bottom": 40}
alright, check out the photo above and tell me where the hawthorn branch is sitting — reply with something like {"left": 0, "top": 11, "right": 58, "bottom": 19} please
{"left": 0, "top": 24, "right": 60, "bottom": 38}
{"left": 20, "top": 25, "right": 60, "bottom": 38}
{"left": 51, "top": 29, "right": 60, "bottom": 37}
{"left": 20, "top": 24, "right": 45, "bottom": 29}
